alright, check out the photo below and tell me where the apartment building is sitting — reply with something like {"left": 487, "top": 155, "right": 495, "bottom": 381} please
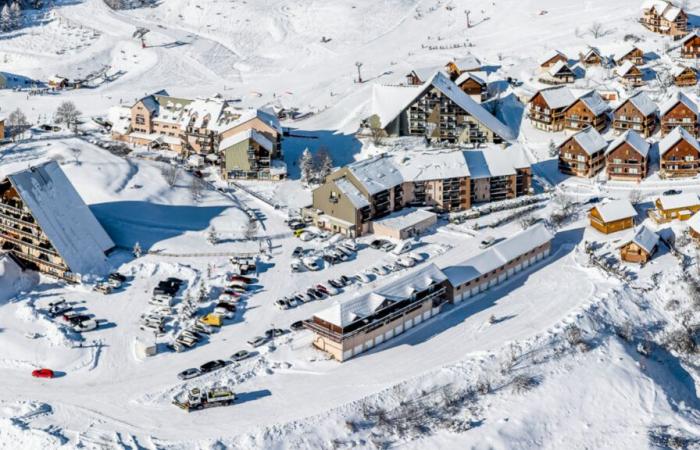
{"left": 558, "top": 126, "right": 608, "bottom": 178}
{"left": 612, "top": 91, "right": 657, "bottom": 137}
{"left": 605, "top": 130, "right": 650, "bottom": 181}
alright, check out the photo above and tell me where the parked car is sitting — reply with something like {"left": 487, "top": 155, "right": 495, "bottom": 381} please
{"left": 31, "top": 368, "right": 55, "bottom": 379}
{"left": 323, "top": 254, "right": 340, "bottom": 265}
{"left": 265, "top": 328, "right": 286, "bottom": 338}
{"left": 302, "top": 257, "right": 321, "bottom": 271}
{"left": 372, "top": 265, "right": 389, "bottom": 276}
{"left": 275, "top": 298, "right": 291, "bottom": 310}
{"left": 72, "top": 319, "right": 98, "bottom": 333}
{"left": 107, "top": 272, "right": 127, "bottom": 288}
{"left": 214, "top": 306, "right": 235, "bottom": 319}
{"left": 479, "top": 236, "right": 496, "bottom": 249}
{"left": 177, "top": 368, "right": 201, "bottom": 380}
{"left": 292, "top": 246, "right": 304, "bottom": 258}
{"left": 342, "top": 240, "right": 358, "bottom": 252}
{"left": 339, "top": 275, "right": 353, "bottom": 286}
{"left": 356, "top": 272, "right": 372, "bottom": 283}
{"left": 230, "top": 350, "right": 251, "bottom": 362}
{"left": 299, "top": 231, "right": 316, "bottom": 241}
{"left": 396, "top": 256, "right": 416, "bottom": 268}
{"left": 216, "top": 302, "right": 237, "bottom": 312}
{"left": 291, "top": 259, "right": 303, "bottom": 272}
{"left": 93, "top": 282, "right": 113, "bottom": 294}
{"left": 663, "top": 189, "right": 682, "bottom": 196}
{"left": 334, "top": 247, "right": 352, "bottom": 260}
{"left": 307, "top": 288, "right": 322, "bottom": 300}
{"left": 290, "top": 320, "right": 305, "bottom": 331}
{"left": 380, "top": 241, "right": 396, "bottom": 252}
{"left": 391, "top": 240, "right": 412, "bottom": 255}
{"left": 369, "top": 239, "right": 387, "bottom": 249}
{"left": 328, "top": 279, "right": 343, "bottom": 289}
{"left": 199, "top": 360, "right": 227, "bottom": 374}
{"left": 247, "top": 336, "right": 268, "bottom": 347}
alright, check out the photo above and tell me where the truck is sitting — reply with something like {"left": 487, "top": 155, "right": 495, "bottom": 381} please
{"left": 172, "top": 386, "right": 236, "bottom": 412}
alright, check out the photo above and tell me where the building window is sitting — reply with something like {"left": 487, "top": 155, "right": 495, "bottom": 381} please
{"left": 135, "top": 115, "right": 145, "bottom": 125}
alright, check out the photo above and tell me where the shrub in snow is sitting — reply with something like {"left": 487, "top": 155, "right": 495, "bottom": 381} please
{"left": 510, "top": 373, "right": 540, "bottom": 394}
{"left": 664, "top": 329, "right": 696, "bottom": 355}
{"left": 564, "top": 324, "right": 583, "bottom": 346}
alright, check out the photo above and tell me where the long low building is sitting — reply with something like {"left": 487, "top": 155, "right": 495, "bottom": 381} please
{"left": 304, "top": 264, "right": 449, "bottom": 362}
{"left": 445, "top": 223, "right": 554, "bottom": 303}
{"left": 307, "top": 145, "right": 532, "bottom": 237}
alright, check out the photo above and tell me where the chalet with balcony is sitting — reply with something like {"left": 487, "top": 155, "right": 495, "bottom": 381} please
{"left": 579, "top": 47, "right": 604, "bottom": 67}
{"left": 540, "top": 50, "right": 568, "bottom": 70}
{"left": 305, "top": 264, "right": 449, "bottom": 362}
{"left": 605, "top": 130, "right": 650, "bottom": 181}
{"left": 672, "top": 65, "right": 697, "bottom": 86}
{"left": 660, "top": 92, "right": 699, "bottom": 136}
{"left": 539, "top": 61, "right": 576, "bottom": 85}
{"left": 612, "top": 91, "right": 657, "bottom": 137}
{"left": 613, "top": 44, "right": 644, "bottom": 66}
{"left": 563, "top": 90, "right": 610, "bottom": 132}
{"left": 651, "top": 193, "right": 700, "bottom": 222}
{"left": 367, "top": 72, "right": 514, "bottom": 145}
{"left": 659, "top": 126, "right": 700, "bottom": 177}
{"left": 619, "top": 226, "right": 659, "bottom": 264}
{"left": 455, "top": 72, "right": 487, "bottom": 103}
{"left": 220, "top": 129, "right": 285, "bottom": 181}
{"left": 616, "top": 62, "right": 644, "bottom": 87}
{"left": 681, "top": 30, "right": 700, "bottom": 59}
{"left": 528, "top": 86, "right": 576, "bottom": 132}
{"left": 589, "top": 199, "right": 637, "bottom": 234}
{"left": 640, "top": 0, "right": 687, "bottom": 36}
{"left": 558, "top": 126, "right": 608, "bottom": 178}
{"left": 0, "top": 161, "right": 114, "bottom": 282}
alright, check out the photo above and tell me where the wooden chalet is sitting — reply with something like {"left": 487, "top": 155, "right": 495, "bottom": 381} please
{"left": 619, "top": 226, "right": 659, "bottom": 264}
{"left": 660, "top": 92, "right": 699, "bottom": 136}
{"left": 605, "top": 130, "right": 650, "bottom": 181}
{"left": 454, "top": 72, "right": 487, "bottom": 103}
{"left": 616, "top": 62, "right": 644, "bottom": 87}
{"left": 406, "top": 67, "right": 439, "bottom": 86}
{"left": 579, "top": 47, "right": 604, "bottom": 67}
{"left": 445, "top": 54, "right": 481, "bottom": 80}
{"left": 612, "top": 92, "right": 658, "bottom": 137}
{"left": 539, "top": 61, "right": 575, "bottom": 85}
{"left": 558, "top": 126, "right": 608, "bottom": 178}
{"left": 640, "top": 0, "right": 687, "bottom": 36}
{"left": 528, "top": 86, "right": 576, "bottom": 132}
{"left": 48, "top": 76, "right": 68, "bottom": 90}
{"left": 563, "top": 90, "right": 609, "bottom": 132}
{"left": 681, "top": 31, "right": 700, "bottom": 59}
{"left": 540, "top": 50, "right": 568, "bottom": 70}
{"left": 613, "top": 44, "right": 644, "bottom": 66}
{"left": 659, "top": 126, "right": 700, "bottom": 177}
{"left": 672, "top": 65, "right": 697, "bottom": 86}
{"left": 0, "top": 161, "right": 114, "bottom": 282}
{"left": 589, "top": 199, "right": 637, "bottom": 234}
{"left": 651, "top": 193, "right": 700, "bottom": 222}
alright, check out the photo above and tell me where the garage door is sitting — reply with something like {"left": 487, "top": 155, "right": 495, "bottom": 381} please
{"left": 545, "top": 248, "right": 551, "bottom": 257}
{"left": 375, "top": 334, "right": 384, "bottom": 345}
{"left": 507, "top": 267, "right": 515, "bottom": 276}
{"left": 364, "top": 339, "right": 374, "bottom": 351}
{"left": 385, "top": 329, "right": 394, "bottom": 340}
{"left": 414, "top": 315, "right": 422, "bottom": 325}
{"left": 498, "top": 273, "right": 507, "bottom": 283}
{"left": 423, "top": 310, "right": 431, "bottom": 321}
{"left": 354, "top": 344, "right": 363, "bottom": 356}
{"left": 516, "top": 263, "right": 522, "bottom": 272}
{"left": 395, "top": 323, "right": 404, "bottom": 335}
{"left": 488, "top": 278, "right": 497, "bottom": 287}
{"left": 343, "top": 350, "right": 353, "bottom": 360}
{"left": 529, "top": 256, "right": 536, "bottom": 265}
{"left": 471, "top": 286, "right": 480, "bottom": 296}
{"left": 405, "top": 318, "right": 413, "bottom": 329}
{"left": 537, "top": 252, "right": 543, "bottom": 261}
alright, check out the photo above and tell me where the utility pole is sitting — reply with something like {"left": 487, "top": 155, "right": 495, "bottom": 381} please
{"left": 464, "top": 10, "right": 472, "bottom": 28}
{"left": 355, "top": 61, "right": 363, "bottom": 83}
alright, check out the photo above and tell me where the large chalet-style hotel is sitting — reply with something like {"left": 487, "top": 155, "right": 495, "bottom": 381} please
{"left": 0, "top": 161, "right": 114, "bottom": 282}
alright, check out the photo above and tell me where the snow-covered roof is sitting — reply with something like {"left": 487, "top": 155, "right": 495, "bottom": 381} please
{"left": 592, "top": 199, "right": 637, "bottom": 223}
{"left": 444, "top": 223, "right": 553, "bottom": 287}
{"left": 454, "top": 71, "right": 486, "bottom": 87}
{"left": 606, "top": 130, "right": 650, "bottom": 158}
{"left": 463, "top": 145, "right": 529, "bottom": 179}
{"left": 548, "top": 60, "right": 574, "bottom": 77}
{"left": 658, "top": 193, "right": 700, "bottom": 211}
{"left": 658, "top": 126, "right": 700, "bottom": 156}
{"left": 372, "top": 208, "right": 437, "bottom": 230}
{"left": 621, "top": 226, "right": 659, "bottom": 254}
{"left": 451, "top": 54, "right": 481, "bottom": 71}
{"left": 395, "top": 150, "right": 471, "bottom": 182}
{"left": 5, "top": 161, "right": 114, "bottom": 277}
{"left": 107, "top": 106, "right": 131, "bottom": 135}
{"left": 681, "top": 30, "right": 700, "bottom": 45}
{"left": 660, "top": 92, "right": 698, "bottom": 117}
{"left": 314, "top": 263, "right": 447, "bottom": 327}
{"left": 334, "top": 177, "right": 370, "bottom": 208}
{"left": 688, "top": 211, "right": 700, "bottom": 233}
{"left": 616, "top": 91, "right": 657, "bottom": 117}
{"left": 540, "top": 50, "right": 567, "bottom": 66}
{"left": 616, "top": 61, "right": 639, "bottom": 77}
{"left": 218, "top": 128, "right": 273, "bottom": 152}
{"left": 612, "top": 43, "right": 641, "bottom": 62}
{"left": 535, "top": 86, "right": 576, "bottom": 109}
{"left": 581, "top": 46, "right": 601, "bottom": 59}
{"left": 371, "top": 72, "right": 514, "bottom": 140}
{"left": 572, "top": 90, "right": 609, "bottom": 116}
{"left": 347, "top": 154, "right": 405, "bottom": 196}
{"left": 569, "top": 127, "right": 608, "bottom": 156}
{"left": 409, "top": 66, "right": 444, "bottom": 83}
{"left": 643, "top": 0, "right": 683, "bottom": 20}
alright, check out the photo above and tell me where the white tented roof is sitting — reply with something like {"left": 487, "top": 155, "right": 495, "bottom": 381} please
{"left": 592, "top": 199, "right": 637, "bottom": 223}
{"left": 622, "top": 226, "right": 659, "bottom": 254}
{"left": 314, "top": 263, "right": 447, "bottom": 327}
{"left": 616, "top": 91, "right": 657, "bottom": 117}
{"left": 536, "top": 86, "right": 576, "bottom": 109}
{"left": 570, "top": 126, "right": 608, "bottom": 155}
{"left": 444, "top": 223, "right": 553, "bottom": 287}
{"left": 334, "top": 177, "right": 370, "bottom": 209}
{"left": 548, "top": 60, "right": 574, "bottom": 77}
{"left": 660, "top": 92, "right": 698, "bottom": 117}
{"left": 606, "top": 130, "right": 650, "bottom": 158}
{"left": 658, "top": 126, "right": 700, "bottom": 156}
{"left": 218, "top": 128, "right": 273, "bottom": 152}
{"left": 540, "top": 50, "right": 567, "bottom": 66}
{"left": 463, "top": 145, "right": 528, "bottom": 179}
{"left": 658, "top": 193, "right": 700, "bottom": 211}
{"left": 6, "top": 161, "right": 114, "bottom": 277}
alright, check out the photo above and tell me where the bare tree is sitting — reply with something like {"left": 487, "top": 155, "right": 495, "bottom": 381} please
{"left": 6, "top": 108, "right": 28, "bottom": 141}
{"left": 245, "top": 219, "right": 257, "bottom": 240}
{"left": 190, "top": 176, "right": 205, "bottom": 202}
{"left": 161, "top": 164, "right": 181, "bottom": 187}
{"left": 55, "top": 101, "right": 81, "bottom": 131}
{"left": 588, "top": 22, "right": 608, "bottom": 38}
{"left": 369, "top": 126, "right": 385, "bottom": 146}
{"left": 629, "top": 189, "right": 643, "bottom": 205}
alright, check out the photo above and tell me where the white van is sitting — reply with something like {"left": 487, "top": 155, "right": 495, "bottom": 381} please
{"left": 391, "top": 240, "right": 412, "bottom": 255}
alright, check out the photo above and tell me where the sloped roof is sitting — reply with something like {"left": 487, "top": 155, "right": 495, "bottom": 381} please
{"left": 616, "top": 61, "right": 639, "bottom": 77}
{"left": 688, "top": 210, "right": 700, "bottom": 233}
{"left": 219, "top": 128, "right": 273, "bottom": 152}
{"left": 572, "top": 90, "right": 609, "bottom": 116}
{"left": 452, "top": 54, "right": 482, "bottom": 71}
{"left": 581, "top": 46, "right": 602, "bottom": 59}
{"left": 568, "top": 126, "right": 608, "bottom": 155}
{"left": 444, "top": 223, "right": 554, "bottom": 287}
{"left": 548, "top": 60, "right": 574, "bottom": 77}
{"left": 658, "top": 192, "right": 700, "bottom": 210}
{"left": 671, "top": 65, "right": 694, "bottom": 77}
{"left": 592, "top": 199, "right": 637, "bottom": 223}
{"left": 314, "top": 263, "right": 447, "bottom": 327}
{"left": 606, "top": 130, "right": 650, "bottom": 158}
{"left": 621, "top": 226, "right": 659, "bottom": 254}
{"left": 334, "top": 177, "right": 370, "bottom": 208}
{"left": 681, "top": 30, "right": 700, "bottom": 45}
{"left": 535, "top": 86, "right": 576, "bottom": 109}
{"left": 463, "top": 145, "right": 529, "bottom": 179}
{"left": 370, "top": 83, "right": 425, "bottom": 128}
{"left": 613, "top": 43, "right": 642, "bottom": 62}
{"left": 643, "top": 0, "right": 683, "bottom": 20}
{"left": 540, "top": 50, "right": 567, "bottom": 66}
{"left": 660, "top": 92, "right": 698, "bottom": 117}
{"left": 6, "top": 161, "right": 114, "bottom": 277}
{"left": 347, "top": 154, "right": 404, "bottom": 196}
{"left": 408, "top": 65, "right": 444, "bottom": 83}
{"left": 615, "top": 91, "right": 657, "bottom": 117}
{"left": 454, "top": 71, "right": 486, "bottom": 87}
{"left": 395, "top": 150, "right": 471, "bottom": 182}
{"left": 659, "top": 126, "right": 700, "bottom": 156}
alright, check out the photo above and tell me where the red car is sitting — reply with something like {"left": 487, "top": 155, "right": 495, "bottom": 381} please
{"left": 32, "top": 368, "right": 55, "bottom": 379}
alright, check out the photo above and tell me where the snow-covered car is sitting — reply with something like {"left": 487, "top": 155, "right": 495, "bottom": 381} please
{"left": 369, "top": 239, "right": 388, "bottom": 249}
{"left": 230, "top": 350, "right": 251, "bottom": 362}
{"left": 479, "top": 236, "right": 496, "bottom": 249}
{"left": 396, "top": 256, "right": 416, "bottom": 268}
{"left": 334, "top": 246, "right": 352, "bottom": 259}
{"left": 177, "top": 368, "right": 201, "bottom": 380}
{"left": 391, "top": 240, "right": 412, "bottom": 255}
{"left": 406, "top": 252, "right": 423, "bottom": 263}
{"left": 292, "top": 246, "right": 304, "bottom": 258}
{"left": 275, "top": 298, "right": 291, "bottom": 310}
{"left": 265, "top": 328, "right": 286, "bottom": 338}
{"left": 380, "top": 241, "right": 396, "bottom": 252}
{"left": 291, "top": 259, "right": 303, "bottom": 272}
{"left": 93, "top": 282, "right": 113, "bottom": 294}
{"left": 213, "top": 307, "right": 235, "bottom": 319}
{"left": 371, "top": 265, "right": 389, "bottom": 276}
{"left": 317, "top": 283, "right": 338, "bottom": 296}
{"left": 299, "top": 231, "right": 316, "bottom": 241}
{"left": 356, "top": 272, "right": 372, "bottom": 283}
{"left": 328, "top": 279, "right": 343, "bottom": 289}
{"left": 247, "top": 336, "right": 269, "bottom": 347}
{"left": 72, "top": 319, "right": 98, "bottom": 333}
{"left": 290, "top": 320, "right": 305, "bottom": 331}
{"left": 302, "top": 257, "right": 321, "bottom": 271}
{"left": 342, "top": 240, "right": 358, "bottom": 252}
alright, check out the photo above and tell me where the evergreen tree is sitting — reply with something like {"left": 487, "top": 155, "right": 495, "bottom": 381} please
{"left": 548, "top": 139, "right": 559, "bottom": 158}
{"left": 1, "top": 5, "right": 11, "bottom": 31}
{"left": 9, "top": 2, "right": 20, "bottom": 30}
{"left": 299, "top": 148, "right": 314, "bottom": 184}
{"left": 133, "top": 241, "right": 142, "bottom": 258}
{"left": 315, "top": 147, "right": 333, "bottom": 182}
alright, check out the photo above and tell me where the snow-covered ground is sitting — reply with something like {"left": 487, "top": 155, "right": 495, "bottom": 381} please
{"left": 3, "top": 0, "right": 700, "bottom": 448}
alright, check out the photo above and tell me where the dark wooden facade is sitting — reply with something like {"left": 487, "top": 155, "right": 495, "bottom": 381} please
{"left": 616, "top": 47, "right": 644, "bottom": 66}
{"left": 641, "top": 4, "right": 687, "bottom": 36}
{"left": 612, "top": 99, "right": 656, "bottom": 137}
{"left": 619, "top": 65, "right": 644, "bottom": 87}
{"left": 661, "top": 101, "right": 698, "bottom": 136}
{"left": 660, "top": 137, "right": 700, "bottom": 177}
{"left": 528, "top": 92, "right": 569, "bottom": 132}
{"left": 458, "top": 77, "right": 487, "bottom": 102}
{"left": 606, "top": 141, "right": 648, "bottom": 181}
{"left": 558, "top": 136, "right": 606, "bottom": 178}
{"left": 682, "top": 34, "right": 700, "bottom": 59}
{"left": 674, "top": 66, "right": 697, "bottom": 86}
{"left": 564, "top": 98, "right": 608, "bottom": 132}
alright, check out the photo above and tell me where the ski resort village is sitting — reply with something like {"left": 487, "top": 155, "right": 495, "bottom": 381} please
{"left": 7, "top": 0, "right": 700, "bottom": 448}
